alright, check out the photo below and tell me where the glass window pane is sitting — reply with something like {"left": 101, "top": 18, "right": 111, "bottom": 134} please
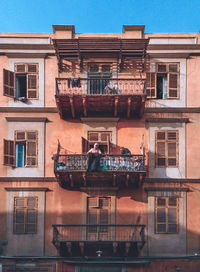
{"left": 157, "top": 208, "right": 166, "bottom": 223}
{"left": 27, "top": 224, "right": 36, "bottom": 233}
{"left": 157, "top": 224, "right": 166, "bottom": 233}
{"left": 168, "top": 224, "right": 177, "bottom": 233}
{"left": 157, "top": 198, "right": 166, "bottom": 206}
{"left": 27, "top": 209, "right": 36, "bottom": 223}
{"left": 16, "top": 210, "right": 25, "bottom": 223}
{"left": 168, "top": 208, "right": 177, "bottom": 223}
{"left": 169, "top": 197, "right": 177, "bottom": 206}
{"left": 16, "top": 198, "right": 24, "bottom": 206}
{"left": 27, "top": 198, "right": 36, "bottom": 207}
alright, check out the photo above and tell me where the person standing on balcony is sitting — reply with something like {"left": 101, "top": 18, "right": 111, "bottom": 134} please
{"left": 87, "top": 143, "right": 101, "bottom": 171}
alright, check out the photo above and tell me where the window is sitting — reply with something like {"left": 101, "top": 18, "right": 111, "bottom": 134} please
{"left": 88, "top": 63, "right": 111, "bottom": 94}
{"left": 3, "top": 63, "right": 39, "bottom": 100}
{"left": 87, "top": 197, "right": 111, "bottom": 239}
{"left": 14, "top": 197, "right": 38, "bottom": 234}
{"left": 89, "top": 63, "right": 111, "bottom": 73}
{"left": 155, "top": 197, "right": 178, "bottom": 233}
{"left": 4, "top": 130, "right": 38, "bottom": 167}
{"left": 155, "top": 130, "right": 179, "bottom": 167}
{"left": 147, "top": 63, "right": 179, "bottom": 99}
{"left": 82, "top": 131, "right": 112, "bottom": 154}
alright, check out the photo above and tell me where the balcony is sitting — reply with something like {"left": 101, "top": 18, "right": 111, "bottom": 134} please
{"left": 52, "top": 224, "right": 146, "bottom": 258}
{"left": 55, "top": 78, "right": 146, "bottom": 119}
{"left": 53, "top": 154, "right": 146, "bottom": 189}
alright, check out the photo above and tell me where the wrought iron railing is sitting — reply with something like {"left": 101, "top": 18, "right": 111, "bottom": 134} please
{"left": 56, "top": 78, "right": 146, "bottom": 96}
{"left": 54, "top": 154, "right": 145, "bottom": 172}
{"left": 53, "top": 224, "right": 145, "bottom": 243}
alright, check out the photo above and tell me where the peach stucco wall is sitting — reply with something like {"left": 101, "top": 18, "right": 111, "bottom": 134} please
{"left": 0, "top": 56, "right": 9, "bottom": 107}
{"left": 187, "top": 56, "right": 200, "bottom": 107}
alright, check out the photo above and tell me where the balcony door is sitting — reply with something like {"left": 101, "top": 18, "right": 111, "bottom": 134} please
{"left": 87, "top": 197, "right": 111, "bottom": 240}
{"left": 88, "top": 63, "right": 111, "bottom": 94}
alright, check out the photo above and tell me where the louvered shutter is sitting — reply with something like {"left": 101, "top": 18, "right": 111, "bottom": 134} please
{"left": 167, "top": 131, "right": 178, "bottom": 166}
{"left": 27, "top": 74, "right": 38, "bottom": 99}
{"left": 15, "top": 64, "right": 26, "bottom": 73}
{"left": 156, "top": 132, "right": 166, "bottom": 166}
{"left": 168, "top": 63, "right": 179, "bottom": 98}
{"left": 146, "top": 72, "right": 156, "bottom": 98}
{"left": 3, "top": 69, "right": 15, "bottom": 98}
{"left": 88, "top": 198, "right": 98, "bottom": 234}
{"left": 168, "top": 73, "right": 178, "bottom": 98}
{"left": 26, "top": 131, "right": 38, "bottom": 166}
{"left": 82, "top": 137, "right": 89, "bottom": 153}
{"left": 3, "top": 139, "right": 15, "bottom": 166}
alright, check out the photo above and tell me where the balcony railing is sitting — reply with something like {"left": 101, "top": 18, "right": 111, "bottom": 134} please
{"left": 56, "top": 78, "right": 146, "bottom": 96}
{"left": 54, "top": 154, "right": 145, "bottom": 172}
{"left": 53, "top": 224, "right": 145, "bottom": 243}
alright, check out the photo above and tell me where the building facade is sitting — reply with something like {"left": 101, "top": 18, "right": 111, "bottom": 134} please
{"left": 0, "top": 25, "right": 200, "bottom": 272}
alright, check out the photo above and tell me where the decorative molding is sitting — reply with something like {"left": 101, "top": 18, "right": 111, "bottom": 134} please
{"left": 0, "top": 44, "right": 53, "bottom": 50}
{"left": 6, "top": 53, "right": 54, "bottom": 58}
{"left": 144, "top": 187, "right": 189, "bottom": 192}
{"left": 145, "top": 118, "right": 190, "bottom": 123}
{"left": 145, "top": 178, "right": 200, "bottom": 183}
{"left": 0, "top": 177, "right": 56, "bottom": 182}
{"left": 53, "top": 25, "right": 75, "bottom": 33}
{"left": 144, "top": 107, "right": 200, "bottom": 113}
{"left": 5, "top": 187, "right": 50, "bottom": 191}
{"left": 81, "top": 117, "right": 119, "bottom": 123}
{"left": 148, "top": 44, "right": 200, "bottom": 50}
{"left": 0, "top": 107, "right": 58, "bottom": 113}
{"left": 5, "top": 117, "right": 49, "bottom": 122}
{"left": 123, "top": 25, "right": 145, "bottom": 33}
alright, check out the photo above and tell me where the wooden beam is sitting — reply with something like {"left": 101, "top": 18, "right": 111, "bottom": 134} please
{"left": 79, "top": 242, "right": 84, "bottom": 255}
{"left": 69, "top": 96, "right": 75, "bottom": 118}
{"left": 139, "top": 173, "right": 144, "bottom": 186}
{"left": 66, "top": 242, "right": 72, "bottom": 256}
{"left": 127, "top": 97, "right": 131, "bottom": 119}
{"left": 126, "top": 174, "right": 130, "bottom": 187}
{"left": 114, "top": 96, "right": 119, "bottom": 117}
{"left": 113, "top": 173, "right": 117, "bottom": 187}
{"left": 139, "top": 96, "right": 146, "bottom": 118}
{"left": 125, "top": 242, "right": 131, "bottom": 256}
{"left": 82, "top": 96, "right": 87, "bottom": 117}
{"left": 69, "top": 174, "right": 74, "bottom": 187}
{"left": 113, "top": 242, "right": 118, "bottom": 255}
{"left": 82, "top": 173, "right": 87, "bottom": 186}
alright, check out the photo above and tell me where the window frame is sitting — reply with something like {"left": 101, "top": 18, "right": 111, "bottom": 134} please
{"left": 3, "top": 130, "right": 38, "bottom": 168}
{"left": 14, "top": 63, "right": 39, "bottom": 100}
{"left": 87, "top": 131, "right": 112, "bottom": 154}
{"left": 147, "top": 62, "right": 180, "bottom": 100}
{"left": 15, "top": 130, "right": 38, "bottom": 167}
{"left": 13, "top": 196, "right": 38, "bottom": 234}
{"left": 155, "top": 130, "right": 179, "bottom": 168}
{"left": 155, "top": 197, "right": 179, "bottom": 234}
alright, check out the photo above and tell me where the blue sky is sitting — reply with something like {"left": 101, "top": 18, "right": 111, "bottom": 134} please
{"left": 0, "top": 0, "right": 200, "bottom": 33}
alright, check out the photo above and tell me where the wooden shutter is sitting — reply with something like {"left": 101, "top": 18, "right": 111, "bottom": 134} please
{"left": 82, "top": 137, "right": 89, "bottom": 153}
{"left": 156, "top": 131, "right": 166, "bottom": 167}
{"left": 4, "top": 139, "right": 15, "bottom": 166}
{"left": 146, "top": 72, "right": 156, "bottom": 98}
{"left": 15, "top": 64, "right": 26, "bottom": 73}
{"left": 168, "top": 64, "right": 179, "bottom": 98}
{"left": 156, "top": 197, "right": 178, "bottom": 233}
{"left": 14, "top": 197, "right": 37, "bottom": 234}
{"left": 27, "top": 74, "right": 38, "bottom": 99}
{"left": 26, "top": 131, "right": 38, "bottom": 166}
{"left": 167, "top": 131, "right": 178, "bottom": 166}
{"left": 156, "top": 130, "right": 178, "bottom": 167}
{"left": 168, "top": 73, "right": 178, "bottom": 98}
{"left": 3, "top": 69, "right": 15, "bottom": 98}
